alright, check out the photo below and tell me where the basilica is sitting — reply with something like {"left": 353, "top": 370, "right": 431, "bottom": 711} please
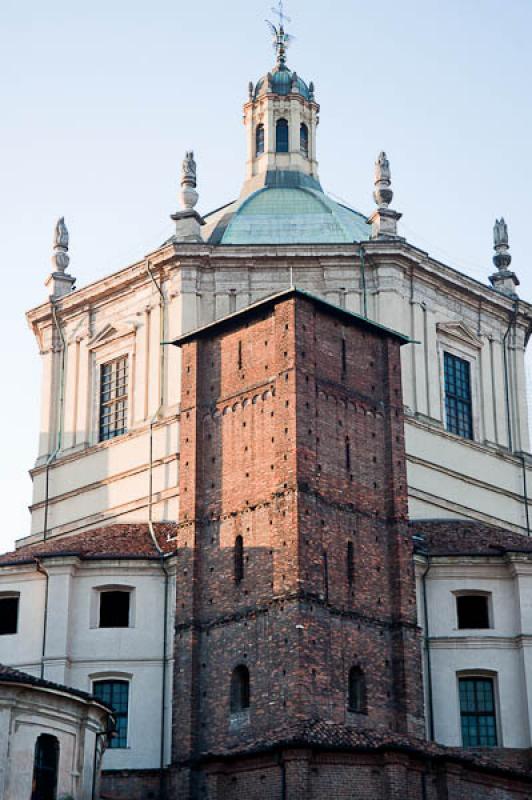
{"left": 1, "top": 13, "right": 532, "bottom": 800}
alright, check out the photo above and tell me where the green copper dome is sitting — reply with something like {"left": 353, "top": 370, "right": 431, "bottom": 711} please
{"left": 254, "top": 65, "right": 311, "bottom": 100}
{"left": 204, "top": 187, "right": 371, "bottom": 246}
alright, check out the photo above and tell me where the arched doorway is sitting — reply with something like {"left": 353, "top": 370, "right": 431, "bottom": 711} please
{"left": 31, "top": 734, "right": 59, "bottom": 800}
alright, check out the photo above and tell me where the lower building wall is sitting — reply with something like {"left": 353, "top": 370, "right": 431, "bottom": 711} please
{"left": 101, "top": 769, "right": 163, "bottom": 800}
{"left": 164, "top": 748, "right": 532, "bottom": 800}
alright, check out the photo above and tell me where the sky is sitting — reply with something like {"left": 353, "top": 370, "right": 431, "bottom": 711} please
{"left": 0, "top": 0, "right": 531, "bottom": 552}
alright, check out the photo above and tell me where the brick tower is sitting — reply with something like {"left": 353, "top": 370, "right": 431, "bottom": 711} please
{"left": 170, "top": 288, "right": 424, "bottom": 798}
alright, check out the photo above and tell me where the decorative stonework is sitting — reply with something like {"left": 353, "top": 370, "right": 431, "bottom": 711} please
{"left": 45, "top": 216, "right": 76, "bottom": 298}
{"left": 489, "top": 217, "right": 519, "bottom": 296}
{"left": 369, "top": 152, "right": 402, "bottom": 239}
{"left": 171, "top": 151, "right": 204, "bottom": 242}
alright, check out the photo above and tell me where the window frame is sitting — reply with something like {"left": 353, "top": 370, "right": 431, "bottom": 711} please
{"left": 91, "top": 585, "right": 136, "bottom": 629}
{"left": 457, "top": 672, "right": 500, "bottom": 747}
{"left": 436, "top": 327, "right": 481, "bottom": 443}
{"left": 443, "top": 351, "right": 473, "bottom": 440}
{"left": 89, "top": 331, "right": 135, "bottom": 447}
{"left": 275, "top": 118, "right": 289, "bottom": 153}
{"left": 92, "top": 677, "right": 131, "bottom": 749}
{"left": 0, "top": 592, "right": 20, "bottom": 636}
{"left": 454, "top": 590, "right": 492, "bottom": 631}
{"left": 98, "top": 355, "right": 129, "bottom": 442}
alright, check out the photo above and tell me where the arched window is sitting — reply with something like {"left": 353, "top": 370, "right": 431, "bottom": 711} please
{"left": 256, "top": 123, "right": 265, "bottom": 156}
{"left": 348, "top": 666, "right": 366, "bottom": 713}
{"left": 32, "top": 734, "right": 59, "bottom": 800}
{"left": 234, "top": 535, "right": 244, "bottom": 583}
{"left": 276, "top": 118, "right": 289, "bottom": 153}
{"left": 230, "top": 665, "right": 250, "bottom": 713}
{"left": 300, "top": 123, "right": 309, "bottom": 157}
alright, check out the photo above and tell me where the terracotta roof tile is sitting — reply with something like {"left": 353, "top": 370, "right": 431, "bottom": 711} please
{"left": 0, "top": 523, "right": 178, "bottom": 566}
{"left": 0, "top": 663, "right": 113, "bottom": 710}
{"left": 410, "top": 519, "right": 532, "bottom": 557}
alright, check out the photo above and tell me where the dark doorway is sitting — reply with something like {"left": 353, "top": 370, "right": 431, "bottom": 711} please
{"left": 31, "top": 734, "right": 59, "bottom": 800}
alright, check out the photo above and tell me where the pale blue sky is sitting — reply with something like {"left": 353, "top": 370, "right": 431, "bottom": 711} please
{"left": 1, "top": 0, "right": 531, "bottom": 551}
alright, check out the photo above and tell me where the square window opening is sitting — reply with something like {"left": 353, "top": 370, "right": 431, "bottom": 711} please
{"left": 457, "top": 594, "right": 490, "bottom": 629}
{"left": 99, "top": 590, "right": 130, "bottom": 628}
{"left": 0, "top": 596, "right": 19, "bottom": 635}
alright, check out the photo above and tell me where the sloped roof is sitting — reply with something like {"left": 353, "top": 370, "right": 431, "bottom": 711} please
{"left": 0, "top": 663, "right": 113, "bottom": 711}
{"left": 410, "top": 519, "right": 532, "bottom": 557}
{"left": 0, "top": 523, "right": 177, "bottom": 567}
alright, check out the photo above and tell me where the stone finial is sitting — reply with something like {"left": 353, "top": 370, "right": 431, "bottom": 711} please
{"left": 248, "top": 81, "right": 254, "bottom": 100}
{"left": 171, "top": 150, "right": 204, "bottom": 242}
{"left": 46, "top": 216, "right": 75, "bottom": 298}
{"left": 373, "top": 151, "right": 393, "bottom": 208}
{"left": 368, "top": 151, "right": 401, "bottom": 239}
{"left": 309, "top": 81, "right": 315, "bottom": 101}
{"left": 291, "top": 71, "right": 299, "bottom": 92}
{"left": 489, "top": 217, "right": 519, "bottom": 296}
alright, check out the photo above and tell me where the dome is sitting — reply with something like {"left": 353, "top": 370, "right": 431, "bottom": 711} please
{"left": 254, "top": 65, "right": 311, "bottom": 100}
{"left": 203, "top": 186, "right": 371, "bottom": 246}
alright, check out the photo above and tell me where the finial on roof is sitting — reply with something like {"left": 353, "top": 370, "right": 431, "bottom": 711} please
{"left": 180, "top": 151, "right": 198, "bottom": 210}
{"left": 171, "top": 151, "right": 204, "bottom": 242}
{"left": 490, "top": 217, "right": 519, "bottom": 296}
{"left": 248, "top": 81, "right": 254, "bottom": 100}
{"left": 369, "top": 151, "right": 402, "bottom": 239}
{"left": 266, "top": 1, "right": 294, "bottom": 67}
{"left": 46, "top": 216, "right": 75, "bottom": 298}
{"left": 309, "top": 81, "right": 315, "bottom": 101}
{"left": 373, "top": 151, "right": 393, "bottom": 208}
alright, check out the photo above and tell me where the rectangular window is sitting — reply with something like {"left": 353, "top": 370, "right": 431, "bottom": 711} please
{"left": 93, "top": 680, "right": 129, "bottom": 748}
{"left": 99, "top": 356, "right": 128, "bottom": 442}
{"left": 444, "top": 352, "right": 473, "bottom": 440}
{"left": 459, "top": 677, "right": 498, "bottom": 746}
{"left": 0, "top": 595, "right": 19, "bottom": 635}
{"left": 457, "top": 594, "right": 490, "bottom": 629}
{"left": 99, "top": 590, "right": 130, "bottom": 628}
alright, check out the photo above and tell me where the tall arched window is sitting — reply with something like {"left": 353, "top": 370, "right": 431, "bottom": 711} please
{"left": 300, "top": 123, "right": 309, "bottom": 157}
{"left": 32, "top": 734, "right": 59, "bottom": 800}
{"left": 276, "top": 118, "right": 289, "bottom": 153}
{"left": 348, "top": 666, "right": 366, "bottom": 713}
{"left": 234, "top": 535, "right": 244, "bottom": 583}
{"left": 230, "top": 665, "right": 250, "bottom": 713}
{"left": 256, "top": 123, "right": 265, "bottom": 156}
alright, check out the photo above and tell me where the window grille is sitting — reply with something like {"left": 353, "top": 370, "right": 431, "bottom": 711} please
{"left": 459, "top": 677, "right": 497, "bottom": 746}
{"left": 99, "top": 356, "right": 128, "bottom": 442}
{"left": 94, "top": 680, "right": 129, "bottom": 748}
{"left": 276, "top": 118, "right": 289, "bottom": 153}
{"left": 444, "top": 352, "right": 473, "bottom": 439}
{"left": 300, "top": 123, "right": 309, "bottom": 157}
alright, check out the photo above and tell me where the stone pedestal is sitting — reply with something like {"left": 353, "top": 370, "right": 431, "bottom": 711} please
{"left": 489, "top": 269, "right": 520, "bottom": 297}
{"left": 368, "top": 206, "right": 402, "bottom": 239}
{"left": 171, "top": 210, "right": 204, "bottom": 243}
{"left": 45, "top": 271, "right": 76, "bottom": 298}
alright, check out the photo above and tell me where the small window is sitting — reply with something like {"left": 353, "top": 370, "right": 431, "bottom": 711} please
{"left": 99, "top": 356, "right": 128, "bottom": 442}
{"left": 256, "top": 123, "right": 265, "bottom": 156}
{"left": 93, "top": 680, "right": 129, "bottom": 748}
{"left": 234, "top": 535, "right": 244, "bottom": 583}
{"left": 348, "top": 666, "right": 366, "bottom": 713}
{"left": 459, "top": 676, "right": 498, "bottom": 746}
{"left": 230, "top": 665, "right": 250, "bottom": 713}
{"left": 99, "top": 590, "right": 130, "bottom": 628}
{"left": 276, "top": 118, "right": 289, "bottom": 153}
{"left": 32, "top": 734, "right": 59, "bottom": 800}
{"left": 0, "top": 594, "right": 19, "bottom": 635}
{"left": 456, "top": 594, "right": 490, "bottom": 629}
{"left": 444, "top": 352, "right": 473, "bottom": 440}
{"left": 300, "top": 123, "right": 309, "bottom": 157}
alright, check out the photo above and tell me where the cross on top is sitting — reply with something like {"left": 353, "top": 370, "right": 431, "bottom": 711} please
{"left": 271, "top": 0, "right": 291, "bottom": 29}
{"left": 266, "top": 1, "right": 294, "bottom": 66}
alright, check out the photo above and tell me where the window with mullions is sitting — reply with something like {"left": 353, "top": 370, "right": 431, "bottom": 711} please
{"left": 444, "top": 352, "right": 473, "bottom": 439}
{"left": 93, "top": 679, "right": 129, "bottom": 748}
{"left": 99, "top": 357, "right": 128, "bottom": 442}
{"left": 459, "top": 676, "right": 498, "bottom": 747}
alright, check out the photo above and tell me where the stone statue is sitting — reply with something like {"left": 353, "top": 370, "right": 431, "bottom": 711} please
{"left": 181, "top": 151, "right": 197, "bottom": 187}
{"left": 54, "top": 217, "right": 69, "bottom": 250}
{"left": 375, "top": 151, "right": 391, "bottom": 185}
{"left": 309, "top": 81, "right": 315, "bottom": 101}
{"left": 494, "top": 218, "right": 509, "bottom": 248}
{"left": 248, "top": 81, "right": 254, "bottom": 100}
{"left": 373, "top": 151, "right": 393, "bottom": 208}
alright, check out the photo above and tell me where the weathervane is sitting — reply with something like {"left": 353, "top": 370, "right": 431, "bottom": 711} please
{"left": 266, "top": 1, "right": 295, "bottom": 67}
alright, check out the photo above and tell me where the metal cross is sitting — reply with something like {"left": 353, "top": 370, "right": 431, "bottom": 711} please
{"left": 271, "top": 0, "right": 291, "bottom": 30}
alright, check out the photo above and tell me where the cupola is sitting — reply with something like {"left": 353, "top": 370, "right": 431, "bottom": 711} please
{"left": 241, "top": 12, "right": 320, "bottom": 197}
